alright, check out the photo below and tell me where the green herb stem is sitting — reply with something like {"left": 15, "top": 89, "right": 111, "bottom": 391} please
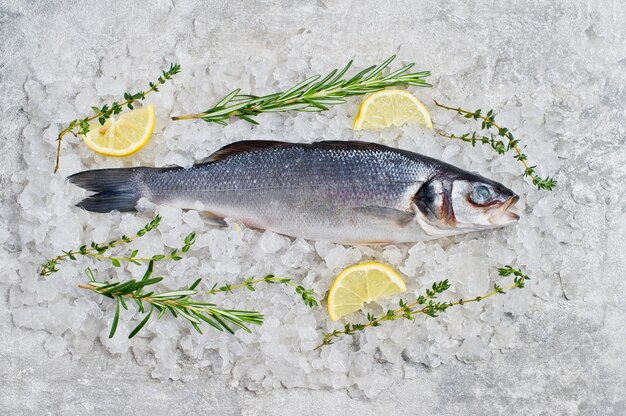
{"left": 314, "top": 266, "right": 530, "bottom": 350}
{"left": 53, "top": 63, "right": 180, "bottom": 173}
{"left": 206, "top": 274, "right": 319, "bottom": 308}
{"left": 40, "top": 215, "right": 163, "bottom": 276}
{"left": 91, "top": 230, "right": 195, "bottom": 268}
{"left": 172, "top": 56, "right": 430, "bottom": 125}
{"left": 88, "top": 253, "right": 177, "bottom": 263}
{"left": 433, "top": 100, "right": 556, "bottom": 191}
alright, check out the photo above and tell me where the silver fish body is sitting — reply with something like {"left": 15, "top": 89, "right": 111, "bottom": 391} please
{"left": 68, "top": 140, "right": 519, "bottom": 244}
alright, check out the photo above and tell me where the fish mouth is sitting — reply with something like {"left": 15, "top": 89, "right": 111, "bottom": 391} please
{"left": 488, "top": 194, "right": 520, "bottom": 225}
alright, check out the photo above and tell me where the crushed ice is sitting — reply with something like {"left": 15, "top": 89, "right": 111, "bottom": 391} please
{"left": 8, "top": 50, "right": 568, "bottom": 398}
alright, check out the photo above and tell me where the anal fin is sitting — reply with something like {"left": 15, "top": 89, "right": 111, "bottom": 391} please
{"left": 198, "top": 211, "right": 227, "bottom": 227}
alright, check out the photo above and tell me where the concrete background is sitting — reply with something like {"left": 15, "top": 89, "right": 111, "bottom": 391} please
{"left": 1, "top": 0, "right": 625, "bottom": 414}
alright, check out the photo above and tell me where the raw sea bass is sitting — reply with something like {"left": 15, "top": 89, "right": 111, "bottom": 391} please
{"left": 68, "top": 140, "right": 520, "bottom": 244}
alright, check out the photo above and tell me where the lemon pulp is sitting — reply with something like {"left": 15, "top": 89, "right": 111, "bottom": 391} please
{"left": 82, "top": 104, "right": 155, "bottom": 157}
{"left": 353, "top": 90, "right": 432, "bottom": 130}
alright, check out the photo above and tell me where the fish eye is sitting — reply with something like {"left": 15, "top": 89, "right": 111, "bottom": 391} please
{"left": 471, "top": 185, "right": 492, "bottom": 204}
{"left": 477, "top": 185, "right": 490, "bottom": 199}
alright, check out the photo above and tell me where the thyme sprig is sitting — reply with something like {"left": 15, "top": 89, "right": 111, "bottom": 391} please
{"left": 40, "top": 216, "right": 163, "bottom": 276}
{"left": 172, "top": 56, "right": 430, "bottom": 125}
{"left": 53, "top": 63, "right": 181, "bottom": 173}
{"left": 207, "top": 274, "right": 319, "bottom": 308}
{"left": 80, "top": 265, "right": 263, "bottom": 338}
{"left": 44, "top": 217, "right": 317, "bottom": 338}
{"left": 92, "top": 231, "right": 195, "bottom": 267}
{"left": 434, "top": 101, "right": 556, "bottom": 191}
{"left": 314, "top": 266, "right": 530, "bottom": 350}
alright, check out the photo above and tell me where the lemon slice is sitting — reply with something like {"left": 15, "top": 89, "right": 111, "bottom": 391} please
{"left": 328, "top": 262, "right": 407, "bottom": 320}
{"left": 82, "top": 104, "right": 155, "bottom": 156}
{"left": 353, "top": 90, "right": 433, "bottom": 130}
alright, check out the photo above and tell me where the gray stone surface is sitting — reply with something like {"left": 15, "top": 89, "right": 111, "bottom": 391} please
{"left": 1, "top": 0, "right": 625, "bottom": 415}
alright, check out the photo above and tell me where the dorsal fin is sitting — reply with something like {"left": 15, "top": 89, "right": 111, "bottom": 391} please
{"left": 199, "top": 140, "right": 293, "bottom": 163}
{"left": 311, "top": 140, "right": 390, "bottom": 151}
{"left": 197, "top": 140, "right": 392, "bottom": 164}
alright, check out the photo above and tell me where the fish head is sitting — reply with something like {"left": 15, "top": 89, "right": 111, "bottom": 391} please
{"left": 414, "top": 171, "right": 519, "bottom": 236}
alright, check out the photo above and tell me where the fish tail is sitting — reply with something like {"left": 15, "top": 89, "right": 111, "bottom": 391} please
{"left": 67, "top": 167, "right": 150, "bottom": 213}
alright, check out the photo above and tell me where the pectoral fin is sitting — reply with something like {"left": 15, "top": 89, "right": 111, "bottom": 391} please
{"left": 348, "top": 206, "right": 415, "bottom": 227}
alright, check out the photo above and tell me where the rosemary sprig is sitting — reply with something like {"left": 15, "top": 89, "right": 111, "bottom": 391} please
{"left": 434, "top": 101, "right": 556, "bottom": 191}
{"left": 40, "top": 216, "right": 163, "bottom": 276}
{"left": 53, "top": 63, "right": 181, "bottom": 173}
{"left": 80, "top": 264, "right": 263, "bottom": 338}
{"left": 314, "top": 265, "right": 530, "bottom": 350}
{"left": 172, "top": 56, "right": 430, "bottom": 125}
{"left": 207, "top": 274, "right": 319, "bottom": 308}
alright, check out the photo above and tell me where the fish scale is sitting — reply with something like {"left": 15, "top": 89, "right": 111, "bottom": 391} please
{"left": 143, "top": 143, "right": 431, "bottom": 242}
